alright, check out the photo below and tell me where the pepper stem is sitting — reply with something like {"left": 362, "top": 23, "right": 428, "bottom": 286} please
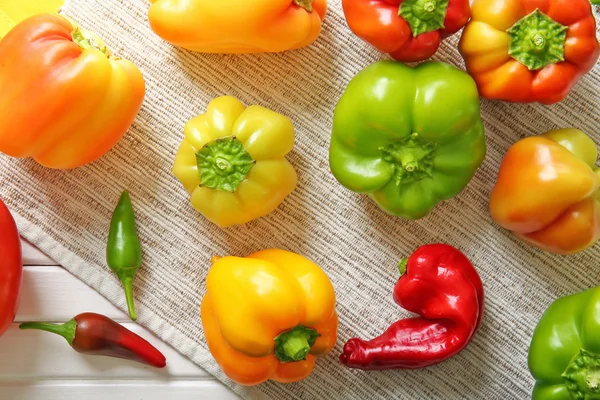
{"left": 71, "top": 27, "right": 112, "bottom": 57}
{"left": 293, "top": 0, "right": 313, "bottom": 12}
{"left": 399, "top": 0, "right": 450, "bottom": 37}
{"left": 506, "top": 9, "right": 567, "bottom": 70}
{"left": 274, "top": 325, "right": 320, "bottom": 363}
{"left": 380, "top": 133, "right": 436, "bottom": 186}
{"left": 398, "top": 258, "right": 408, "bottom": 275}
{"left": 562, "top": 349, "right": 600, "bottom": 398}
{"left": 123, "top": 277, "right": 137, "bottom": 321}
{"left": 19, "top": 319, "right": 77, "bottom": 346}
{"left": 196, "top": 137, "right": 255, "bottom": 193}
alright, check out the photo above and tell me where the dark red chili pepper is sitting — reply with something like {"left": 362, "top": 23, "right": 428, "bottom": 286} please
{"left": 19, "top": 312, "right": 166, "bottom": 368}
{"left": 0, "top": 198, "right": 22, "bottom": 338}
{"left": 340, "top": 244, "right": 484, "bottom": 370}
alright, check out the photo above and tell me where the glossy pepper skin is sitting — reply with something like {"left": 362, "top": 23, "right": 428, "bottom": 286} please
{"left": 490, "top": 129, "right": 600, "bottom": 255}
{"left": 173, "top": 96, "right": 297, "bottom": 227}
{"left": 19, "top": 313, "right": 166, "bottom": 368}
{"left": 340, "top": 244, "right": 484, "bottom": 370}
{"left": 528, "top": 286, "right": 600, "bottom": 399}
{"left": 458, "top": 0, "right": 600, "bottom": 104}
{"left": 201, "top": 249, "right": 338, "bottom": 385}
{"left": 0, "top": 199, "right": 22, "bottom": 338}
{"left": 0, "top": 14, "right": 145, "bottom": 169}
{"left": 329, "top": 60, "right": 486, "bottom": 220}
{"left": 342, "top": 0, "right": 470, "bottom": 62}
{"left": 107, "top": 191, "right": 143, "bottom": 321}
{"left": 148, "top": 0, "right": 327, "bottom": 53}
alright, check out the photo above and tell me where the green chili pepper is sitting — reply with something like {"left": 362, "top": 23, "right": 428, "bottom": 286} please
{"left": 106, "top": 191, "right": 142, "bottom": 321}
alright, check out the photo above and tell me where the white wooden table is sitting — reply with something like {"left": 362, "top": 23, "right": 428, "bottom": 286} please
{"left": 0, "top": 238, "right": 240, "bottom": 400}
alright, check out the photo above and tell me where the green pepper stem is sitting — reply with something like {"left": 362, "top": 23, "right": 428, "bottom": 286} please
{"left": 398, "top": 258, "right": 409, "bottom": 275}
{"left": 283, "top": 335, "right": 310, "bottom": 360}
{"left": 123, "top": 277, "right": 137, "bottom": 321}
{"left": 196, "top": 137, "right": 255, "bottom": 193}
{"left": 19, "top": 319, "right": 77, "bottom": 346}
{"left": 399, "top": 0, "right": 450, "bottom": 37}
{"left": 71, "top": 27, "right": 111, "bottom": 57}
{"left": 562, "top": 349, "right": 600, "bottom": 398}
{"left": 506, "top": 9, "right": 567, "bottom": 71}
{"left": 380, "top": 133, "right": 436, "bottom": 186}
{"left": 274, "top": 325, "right": 320, "bottom": 363}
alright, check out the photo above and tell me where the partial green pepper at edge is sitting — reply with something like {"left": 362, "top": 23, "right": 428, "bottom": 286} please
{"left": 329, "top": 60, "right": 486, "bottom": 220}
{"left": 528, "top": 286, "right": 600, "bottom": 399}
{"left": 107, "top": 191, "right": 142, "bottom": 321}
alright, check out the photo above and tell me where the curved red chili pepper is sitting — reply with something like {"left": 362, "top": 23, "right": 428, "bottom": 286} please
{"left": 20, "top": 312, "right": 166, "bottom": 368}
{"left": 340, "top": 244, "right": 484, "bottom": 369}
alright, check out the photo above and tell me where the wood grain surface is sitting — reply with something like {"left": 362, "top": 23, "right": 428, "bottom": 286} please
{"left": 0, "top": 239, "right": 239, "bottom": 400}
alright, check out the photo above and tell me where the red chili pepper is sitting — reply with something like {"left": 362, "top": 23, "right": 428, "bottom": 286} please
{"left": 340, "top": 244, "right": 484, "bottom": 369}
{"left": 19, "top": 312, "right": 166, "bottom": 368}
{"left": 0, "top": 198, "right": 22, "bottom": 338}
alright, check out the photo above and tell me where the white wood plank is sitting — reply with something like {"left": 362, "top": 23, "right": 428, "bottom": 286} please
{"left": 0, "top": 323, "right": 211, "bottom": 379}
{"left": 20, "top": 239, "right": 57, "bottom": 266}
{"left": 16, "top": 266, "right": 126, "bottom": 322}
{"left": 0, "top": 381, "right": 240, "bottom": 400}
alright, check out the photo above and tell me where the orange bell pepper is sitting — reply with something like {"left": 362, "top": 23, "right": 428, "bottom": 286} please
{"left": 201, "top": 249, "right": 338, "bottom": 385}
{"left": 458, "top": 0, "right": 600, "bottom": 104}
{"left": 148, "top": 0, "right": 327, "bottom": 53}
{"left": 490, "top": 129, "right": 600, "bottom": 254}
{"left": 0, "top": 14, "right": 145, "bottom": 169}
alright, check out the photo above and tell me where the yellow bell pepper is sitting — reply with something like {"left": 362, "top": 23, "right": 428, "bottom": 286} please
{"left": 0, "top": 0, "right": 63, "bottom": 37}
{"left": 147, "top": 0, "right": 327, "bottom": 53}
{"left": 172, "top": 96, "right": 297, "bottom": 227}
{"left": 201, "top": 249, "right": 338, "bottom": 386}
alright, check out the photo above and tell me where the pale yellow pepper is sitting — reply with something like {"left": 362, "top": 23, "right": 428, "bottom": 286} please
{"left": 172, "top": 96, "right": 297, "bottom": 227}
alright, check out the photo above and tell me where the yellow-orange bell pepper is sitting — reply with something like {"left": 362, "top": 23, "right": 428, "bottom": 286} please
{"left": 148, "top": 0, "right": 327, "bottom": 53}
{"left": 490, "top": 129, "right": 600, "bottom": 254}
{"left": 172, "top": 96, "right": 297, "bottom": 227}
{"left": 201, "top": 249, "right": 338, "bottom": 386}
{"left": 0, "top": 14, "right": 145, "bottom": 169}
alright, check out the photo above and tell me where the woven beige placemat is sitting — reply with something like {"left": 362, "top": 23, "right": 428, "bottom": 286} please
{"left": 1, "top": 1, "right": 599, "bottom": 398}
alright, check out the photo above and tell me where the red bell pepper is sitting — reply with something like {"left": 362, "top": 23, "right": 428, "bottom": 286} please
{"left": 0, "top": 199, "right": 22, "bottom": 338}
{"left": 342, "top": 0, "right": 471, "bottom": 62}
{"left": 340, "top": 244, "right": 484, "bottom": 369}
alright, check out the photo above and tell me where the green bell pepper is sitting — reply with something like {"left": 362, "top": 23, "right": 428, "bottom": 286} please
{"left": 329, "top": 60, "right": 486, "bottom": 219}
{"left": 528, "top": 286, "right": 600, "bottom": 399}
